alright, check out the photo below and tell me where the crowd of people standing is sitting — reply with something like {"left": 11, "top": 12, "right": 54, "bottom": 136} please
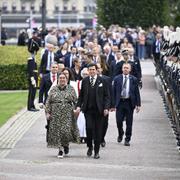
{"left": 26, "top": 24, "right": 176, "bottom": 159}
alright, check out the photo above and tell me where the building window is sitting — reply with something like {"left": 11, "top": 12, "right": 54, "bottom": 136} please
{"left": 55, "top": 5, "right": 59, "bottom": 12}
{"left": 12, "top": 3, "right": 17, "bottom": 13}
{"left": 72, "top": 4, "right": 76, "bottom": 11}
{"left": 63, "top": 5, "right": 68, "bottom": 11}
{"left": 88, "top": 6, "right": 92, "bottom": 12}
{"left": 21, "top": 4, "right": 26, "bottom": 12}
{"left": 84, "top": 6, "right": 87, "bottom": 12}
{"left": 2, "top": 2, "right": 8, "bottom": 13}
{"left": 31, "top": 5, "right": 35, "bottom": 11}
{"left": 92, "top": 6, "right": 96, "bottom": 12}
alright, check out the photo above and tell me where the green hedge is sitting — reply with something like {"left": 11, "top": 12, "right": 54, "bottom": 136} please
{"left": 0, "top": 46, "right": 29, "bottom": 65}
{"left": 0, "top": 46, "right": 41, "bottom": 90}
{"left": 0, "top": 64, "right": 28, "bottom": 90}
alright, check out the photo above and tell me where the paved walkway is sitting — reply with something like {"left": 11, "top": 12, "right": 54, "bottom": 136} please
{"left": 0, "top": 60, "right": 180, "bottom": 180}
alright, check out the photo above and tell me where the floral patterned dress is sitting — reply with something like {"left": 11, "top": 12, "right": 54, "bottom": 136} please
{"left": 45, "top": 84, "right": 79, "bottom": 148}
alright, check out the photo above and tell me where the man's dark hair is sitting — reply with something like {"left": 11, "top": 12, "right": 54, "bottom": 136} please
{"left": 87, "top": 63, "right": 98, "bottom": 70}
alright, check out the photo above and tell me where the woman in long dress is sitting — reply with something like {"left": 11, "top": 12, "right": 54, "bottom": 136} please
{"left": 45, "top": 72, "right": 79, "bottom": 158}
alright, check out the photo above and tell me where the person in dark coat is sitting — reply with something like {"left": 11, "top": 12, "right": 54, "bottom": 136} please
{"left": 27, "top": 30, "right": 40, "bottom": 111}
{"left": 39, "top": 43, "right": 56, "bottom": 77}
{"left": 96, "top": 63, "right": 112, "bottom": 148}
{"left": 112, "top": 63, "right": 141, "bottom": 146}
{"left": 76, "top": 63, "right": 110, "bottom": 159}
{"left": 27, "top": 57, "right": 39, "bottom": 111}
{"left": 17, "top": 30, "right": 27, "bottom": 46}
{"left": 39, "top": 63, "right": 59, "bottom": 105}
{"left": 128, "top": 48, "right": 142, "bottom": 88}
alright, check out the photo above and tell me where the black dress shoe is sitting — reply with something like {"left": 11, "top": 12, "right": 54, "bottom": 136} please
{"left": 117, "top": 136, "right": 123, "bottom": 143}
{"left": 57, "top": 150, "right": 63, "bottom": 158}
{"left": 87, "top": 148, "right": 93, "bottom": 157}
{"left": 101, "top": 141, "right": 106, "bottom": 147}
{"left": 124, "top": 140, "right": 130, "bottom": 146}
{"left": 28, "top": 108, "right": 39, "bottom": 112}
{"left": 94, "top": 153, "right": 100, "bottom": 159}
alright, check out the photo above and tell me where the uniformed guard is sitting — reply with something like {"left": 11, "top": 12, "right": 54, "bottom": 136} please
{"left": 27, "top": 29, "right": 40, "bottom": 111}
{"left": 27, "top": 57, "right": 39, "bottom": 111}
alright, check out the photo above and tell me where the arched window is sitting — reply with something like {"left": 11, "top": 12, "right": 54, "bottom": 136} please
{"left": 12, "top": 2, "right": 17, "bottom": 13}
{"left": 84, "top": 6, "right": 87, "bottom": 12}
{"left": 2, "top": 2, "right": 8, "bottom": 13}
{"left": 21, "top": 4, "right": 26, "bottom": 12}
{"left": 63, "top": 5, "right": 68, "bottom": 11}
{"left": 72, "top": 4, "right": 76, "bottom": 11}
{"left": 31, "top": 4, "right": 35, "bottom": 11}
{"left": 55, "top": 5, "right": 59, "bottom": 12}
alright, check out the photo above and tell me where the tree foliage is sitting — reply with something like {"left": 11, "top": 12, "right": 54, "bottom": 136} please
{"left": 96, "top": 0, "right": 175, "bottom": 28}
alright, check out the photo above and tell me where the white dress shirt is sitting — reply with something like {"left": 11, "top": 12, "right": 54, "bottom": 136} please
{"left": 46, "top": 51, "right": 54, "bottom": 71}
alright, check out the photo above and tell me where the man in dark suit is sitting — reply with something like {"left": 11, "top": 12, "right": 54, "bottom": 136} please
{"left": 103, "top": 45, "right": 115, "bottom": 68}
{"left": 27, "top": 57, "right": 39, "bottom": 111}
{"left": 153, "top": 33, "right": 161, "bottom": 64}
{"left": 64, "top": 46, "right": 77, "bottom": 68}
{"left": 73, "top": 33, "right": 85, "bottom": 48}
{"left": 112, "top": 63, "right": 141, "bottom": 146}
{"left": 39, "top": 43, "right": 56, "bottom": 77}
{"left": 76, "top": 63, "right": 110, "bottom": 159}
{"left": 153, "top": 33, "right": 162, "bottom": 74}
{"left": 109, "top": 50, "right": 123, "bottom": 80}
{"left": 114, "top": 49, "right": 141, "bottom": 86}
{"left": 39, "top": 63, "right": 58, "bottom": 105}
{"left": 128, "top": 48, "right": 142, "bottom": 89}
{"left": 96, "top": 63, "right": 112, "bottom": 148}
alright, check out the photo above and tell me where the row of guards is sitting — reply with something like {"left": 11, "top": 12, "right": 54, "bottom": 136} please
{"left": 156, "top": 26, "right": 180, "bottom": 151}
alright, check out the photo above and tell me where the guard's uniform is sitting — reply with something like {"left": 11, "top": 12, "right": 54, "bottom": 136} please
{"left": 27, "top": 57, "right": 38, "bottom": 110}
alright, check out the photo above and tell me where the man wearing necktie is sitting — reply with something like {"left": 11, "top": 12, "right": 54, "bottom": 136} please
{"left": 153, "top": 33, "right": 161, "bottom": 63}
{"left": 39, "top": 43, "right": 55, "bottom": 77}
{"left": 76, "top": 63, "right": 110, "bottom": 159}
{"left": 39, "top": 63, "right": 58, "bottom": 106}
{"left": 64, "top": 46, "right": 77, "bottom": 68}
{"left": 112, "top": 63, "right": 141, "bottom": 146}
{"left": 153, "top": 33, "right": 161, "bottom": 73}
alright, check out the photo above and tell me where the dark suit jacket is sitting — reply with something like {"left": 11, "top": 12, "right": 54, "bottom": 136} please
{"left": 27, "top": 57, "right": 38, "bottom": 81}
{"left": 109, "top": 60, "right": 120, "bottom": 80}
{"left": 153, "top": 40, "right": 161, "bottom": 55}
{"left": 39, "top": 73, "right": 53, "bottom": 104}
{"left": 106, "top": 52, "right": 115, "bottom": 68}
{"left": 73, "top": 39, "right": 85, "bottom": 48}
{"left": 113, "top": 60, "right": 140, "bottom": 81}
{"left": 131, "top": 56, "right": 142, "bottom": 81}
{"left": 39, "top": 49, "right": 49, "bottom": 74}
{"left": 77, "top": 75, "right": 110, "bottom": 114}
{"left": 64, "top": 53, "right": 75, "bottom": 68}
{"left": 101, "top": 75, "right": 113, "bottom": 108}
{"left": 39, "top": 50, "right": 57, "bottom": 74}
{"left": 112, "top": 74, "right": 141, "bottom": 108}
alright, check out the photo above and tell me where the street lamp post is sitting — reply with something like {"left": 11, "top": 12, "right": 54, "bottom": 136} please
{"left": 42, "top": 0, "right": 46, "bottom": 32}
{"left": 0, "top": 7, "right": 2, "bottom": 45}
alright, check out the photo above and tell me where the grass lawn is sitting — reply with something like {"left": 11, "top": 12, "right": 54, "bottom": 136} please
{"left": 0, "top": 91, "right": 28, "bottom": 127}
